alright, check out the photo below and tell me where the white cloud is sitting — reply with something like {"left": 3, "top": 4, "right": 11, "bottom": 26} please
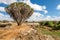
{"left": 0, "top": 13, "right": 4, "bottom": 16}
{"left": 20, "top": 0, "right": 48, "bottom": 14}
{"left": 0, "top": 0, "right": 17, "bottom": 4}
{"left": 0, "top": 0, "right": 48, "bottom": 14}
{"left": 0, "top": 7, "right": 5, "bottom": 12}
{"left": 43, "top": 10, "right": 48, "bottom": 14}
{"left": 43, "top": 6, "right": 46, "bottom": 9}
{"left": 27, "top": 13, "right": 60, "bottom": 21}
{"left": 56, "top": 4, "right": 60, "bottom": 10}
{"left": 0, "top": 13, "right": 13, "bottom": 21}
{"left": 41, "top": 16, "right": 60, "bottom": 21}
{"left": 30, "top": 4, "right": 44, "bottom": 11}
{"left": 44, "top": 16, "right": 53, "bottom": 21}
{"left": 52, "top": 16, "right": 60, "bottom": 21}
{"left": 27, "top": 12, "right": 44, "bottom": 21}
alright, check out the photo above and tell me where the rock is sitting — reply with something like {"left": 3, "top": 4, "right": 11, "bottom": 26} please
{"left": 46, "top": 35, "right": 55, "bottom": 40}
{"left": 15, "top": 28, "right": 55, "bottom": 40}
{"left": 40, "top": 35, "right": 55, "bottom": 40}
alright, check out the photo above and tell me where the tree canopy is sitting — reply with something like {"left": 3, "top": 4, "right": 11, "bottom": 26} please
{"left": 5, "top": 2, "right": 34, "bottom": 25}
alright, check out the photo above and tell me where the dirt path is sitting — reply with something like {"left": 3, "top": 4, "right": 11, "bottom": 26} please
{"left": 0, "top": 23, "right": 32, "bottom": 40}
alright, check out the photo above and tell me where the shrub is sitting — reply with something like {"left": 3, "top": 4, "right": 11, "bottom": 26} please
{"left": 39, "top": 21, "right": 60, "bottom": 30}
{"left": 57, "top": 21, "right": 60, "bottom": 25}
{"left": 55, "top": 24, "right": 60, "bottom": 30}
{"left": 44, "top": 21, "right": 54, "bottom": 27}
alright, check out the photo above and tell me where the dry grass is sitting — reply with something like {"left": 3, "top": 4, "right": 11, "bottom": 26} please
{"left": 0, "top": 22, "right": 60, "bottom": 40}
{"left": 0, "top": 23, "right": 32, "bottom": 40}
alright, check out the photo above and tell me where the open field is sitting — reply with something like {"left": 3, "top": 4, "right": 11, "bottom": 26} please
{"left": 0, "top": 22, "right": 60, "bottom": 40}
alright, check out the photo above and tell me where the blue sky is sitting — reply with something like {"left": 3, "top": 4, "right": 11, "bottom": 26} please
{"left": 0, "top": 0, "right": 60, "bottom": 21}
{"left": 31, "top": 0, "right": 60, "bottom": 16}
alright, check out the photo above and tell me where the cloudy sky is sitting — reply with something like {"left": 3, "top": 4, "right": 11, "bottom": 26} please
{"left": 0, "top": 0, "right": 60, "bottom": 21}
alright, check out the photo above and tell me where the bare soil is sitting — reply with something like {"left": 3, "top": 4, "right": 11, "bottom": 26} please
{"left": 0, "top": 23, "right": 59, "bottom": 40}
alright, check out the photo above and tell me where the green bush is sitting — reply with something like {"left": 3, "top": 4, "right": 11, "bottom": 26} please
{"left": 57, "top": 21, "right": 60, "bottom": 25}
{"left": 55, "top": 24, "right": 60, "bottom": 30}
{"left": 51, "top": 23, "right": 60, "bottom": 30}
{"left": 46, "top": 21, "right": 54, "bottom": 27}
{"left": 39, "top": 21, "right": 60, "bottom": 30}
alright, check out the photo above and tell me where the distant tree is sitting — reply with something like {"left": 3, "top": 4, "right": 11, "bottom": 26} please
{"left": 3, "top": 20, "right": 8, "bottom": 23}
{"left": 5, "top": 2, "right": 34, "bottom": 26}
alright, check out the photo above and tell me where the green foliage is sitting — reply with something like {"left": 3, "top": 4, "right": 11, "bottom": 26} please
{"left": 54, "top": 24, "right": 60, "bottom": 30}
{"left": 57, "top": 24, "right": 60, "bottom": 29}
{"left": 57, "top": 21, "right": 60, "bottom": 25}
{"left": 47, "top": 21, "right": 54, "bottom": 27}
{"left": 52, "top": 21, "right": 60, "bottom": 30}
{"left": 40, "top": 21, "right": 54, "bottom": 27}
{"left": 39, "top": 21, "right": 60, "bottom": 30}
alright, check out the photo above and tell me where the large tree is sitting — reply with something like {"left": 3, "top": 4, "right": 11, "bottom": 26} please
{"left": 5, "top": 2, "right": 34, "bottom": 25}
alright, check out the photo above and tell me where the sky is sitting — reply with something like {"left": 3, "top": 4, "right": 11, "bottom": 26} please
{"left": 0, "top": 0, "right": 60, "bottom": 21}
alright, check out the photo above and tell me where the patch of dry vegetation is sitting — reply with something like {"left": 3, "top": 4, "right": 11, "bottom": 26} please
{"left": 0, "top": 22, "right": 59, "bottom": 40}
